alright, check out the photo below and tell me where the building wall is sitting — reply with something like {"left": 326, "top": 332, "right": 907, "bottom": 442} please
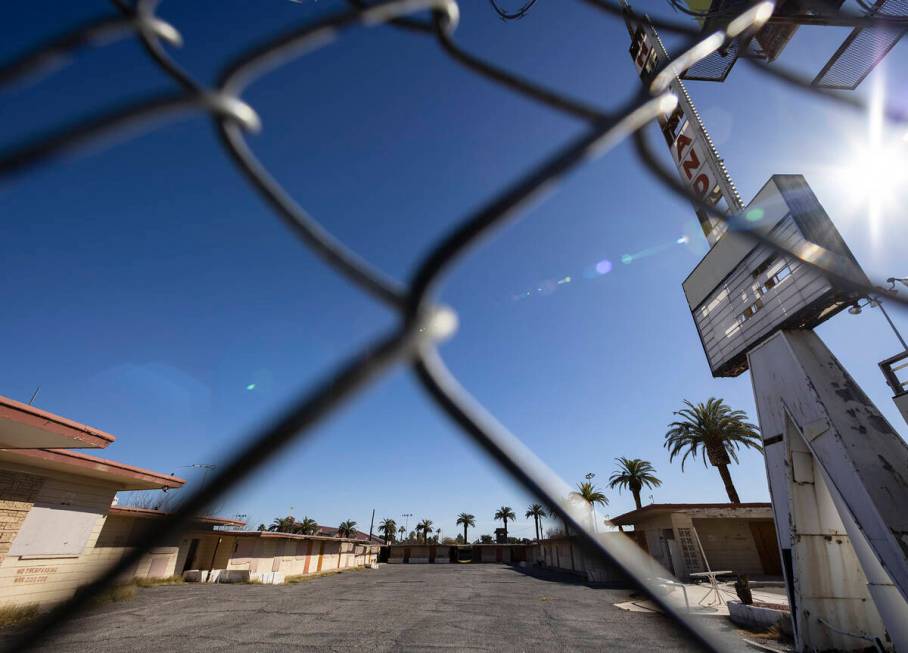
{"left": 529, "top": 535, "right": 631, "bottom": 584}
{"left": 93, "top": 514, "right": 182, "bottom": 581}
{"left": 620, "top": 509, "right": 779, "bottom": 579}
{"left": 216, "top": 537, "right": 377, "bottom": 581}
{"left": 693, "top": 518, "right": 768, "bottom": 576}
{"left": 0, "top": 463, "right": 118, "bottom": 608}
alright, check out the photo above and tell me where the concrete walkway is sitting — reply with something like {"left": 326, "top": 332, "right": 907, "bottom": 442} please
{"left": 2, "top": 565, "right": 749, "bottom": 651}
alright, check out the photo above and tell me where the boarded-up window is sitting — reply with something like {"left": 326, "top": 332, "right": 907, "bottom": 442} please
{"left": 9, "top": 505, "right": 103, "bottom": 556}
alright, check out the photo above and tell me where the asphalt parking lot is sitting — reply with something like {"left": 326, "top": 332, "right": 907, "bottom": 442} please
{"left": 4, "top": 565, "right": 747, "bottom": 652}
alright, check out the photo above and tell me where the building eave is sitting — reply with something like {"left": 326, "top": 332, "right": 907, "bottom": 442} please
{"left": 0, "top": 448, "right": 184, "bottom": 490}
{"left": 0, "top": 396, "right": 116, "bottom": 450}
{"left": 107, "top": 506, "right": 244, "bottom": 527}
{"left": 610, "top": 502, "right": 773, "bottom": 526}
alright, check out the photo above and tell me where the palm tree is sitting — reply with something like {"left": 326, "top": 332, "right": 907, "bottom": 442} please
{"left": 525, "top": 504, "right": 546, "bottom": 541}
{"left": 456, "top": 513, "right": 475, "bottom": 543}
{"left": 417, "top": 518, "right": 433, "bottom": 543}
{"left": 665, "top": 398, "right": 762, "bottom": 503}
{"left": 398, "top": 525, "right": 406, "bottom": 542}
{"left": 268, "top": 515, "right": 296, "bottom": 533}
{"left": 377, "top": 518, "right": 397, "bottom": 544}
{"left": 337, "top": 519, "right": 357, "bottom": 538}
{"left": 256, "top": 523, "right": 267, "bottom": 531}
{"left": 609, "top": 458, "right": 663, "bottom": 510}
{"left": 571, "top": 482, "right": 608, "bottom": 532}
{"left": 494, "top": 506, "right": 516, "bottom": 539}
{"left": 294, "top": 516, "right": 319, "bottom": 535}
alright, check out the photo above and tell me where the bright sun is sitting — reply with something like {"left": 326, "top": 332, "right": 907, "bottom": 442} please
{"left": 830, "top": 74, "right": 908, "bottom": 241}
{"left": 847, "top": 140, "right": 908, "bottom": 207}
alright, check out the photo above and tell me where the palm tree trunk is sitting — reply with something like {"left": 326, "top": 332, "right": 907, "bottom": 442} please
{"left": 463, "top": 525, "right": 468, "bottom": 543}
{"left": 632, "top": 490, "right": 642, "bottom": 510}
{"left": 503, "top": 518, "right": 508, "bottom": 539}
{"left": 717, "top": 464, "right": 741, "bottom": 503}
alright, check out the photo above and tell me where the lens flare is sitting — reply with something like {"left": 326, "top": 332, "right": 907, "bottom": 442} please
{"left": 595, "top": 259, "right": 613, "bottom": 275}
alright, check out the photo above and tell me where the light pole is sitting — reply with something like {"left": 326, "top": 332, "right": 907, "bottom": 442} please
{"left": 402, "top": 513, "right": 413, "bottom": 539}
{"left": 849, "top": 286, "right": 908, "bottom": 352}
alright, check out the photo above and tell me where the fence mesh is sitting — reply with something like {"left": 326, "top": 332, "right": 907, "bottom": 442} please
{"left": 1, "top": 0, "right": 906, "bottom": 651}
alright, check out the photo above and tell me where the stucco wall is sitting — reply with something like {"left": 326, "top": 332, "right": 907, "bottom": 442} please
{"left": 0, "top": 463, "right": 118, "bottom": 608}
{"left": 216, "top": 536, "right": 377, "bottom": 580}
{"left": 693, "top": 518, "right": 765, "bottom": 575}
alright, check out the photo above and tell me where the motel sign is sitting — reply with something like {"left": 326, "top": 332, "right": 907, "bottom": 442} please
{"left": 627, "top": 21, "right": 742, "bottom": 246}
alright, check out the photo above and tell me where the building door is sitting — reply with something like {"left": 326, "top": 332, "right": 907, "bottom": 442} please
{"left": 182, "top": 539, "right": 200, "bottom": 573}
{"left": 749, "top": 521, "right": 783, "bottom": 576}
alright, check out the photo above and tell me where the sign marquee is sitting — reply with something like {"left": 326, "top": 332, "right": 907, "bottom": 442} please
{"left": 622, "top": 8, "right": 866, "bottom": 378}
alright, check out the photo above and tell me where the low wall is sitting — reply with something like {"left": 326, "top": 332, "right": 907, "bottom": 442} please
{"left": 528, "top": 535, "right": 631, "bottom": 585}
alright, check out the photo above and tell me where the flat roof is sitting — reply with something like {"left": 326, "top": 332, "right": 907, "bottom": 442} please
{"left": 0, "top": 448, "right": 185, "bottom": 491}
{"left": 108, "top": 506, "right": 245, "bottom": 527}
{"left": 611, "top": 502, "right": 773, "bottom": 526}
{"left": 0, "top": 395, "right": 116, "bottom": 450}
{"left": 216, "top": 530, "right": 378, "bottom": 544}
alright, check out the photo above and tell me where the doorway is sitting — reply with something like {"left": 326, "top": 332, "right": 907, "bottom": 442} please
{"left": 182, "top": 539, "right": 200, "bottom": 573}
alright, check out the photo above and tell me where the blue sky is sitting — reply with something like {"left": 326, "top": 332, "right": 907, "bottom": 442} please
{"left": 1, "top": 1, "right": 906, "bottom": 540}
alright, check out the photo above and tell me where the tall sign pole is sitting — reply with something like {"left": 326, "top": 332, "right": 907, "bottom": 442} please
{"left": 622, "top": 4, "right": 908, "bottom": 650}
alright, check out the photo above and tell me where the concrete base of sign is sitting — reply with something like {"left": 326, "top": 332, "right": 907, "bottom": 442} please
{"left": 727, "top": 601, "right": 790, "bottom": 633}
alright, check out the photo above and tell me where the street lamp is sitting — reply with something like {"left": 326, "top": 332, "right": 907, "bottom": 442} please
{"left": 848, "top": 283, "right": 908, "bottom": 352}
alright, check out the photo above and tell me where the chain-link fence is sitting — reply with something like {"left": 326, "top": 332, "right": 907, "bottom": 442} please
{"left": 1, "top": 0, "right": 906, "bottom": 650}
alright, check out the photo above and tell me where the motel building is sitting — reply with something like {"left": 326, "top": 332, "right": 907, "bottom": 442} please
{"left": 0, "top": 395, "right": 189, "bottom": 608}
{"left": 180, "top": 530, "right": 381, "bottom": 584}
{"left": 610, "top": 503, "right": 783, "bottom": 581}
{"left": 0, "top": 395, "right": 384, "bottom": 607}
{"left": 0, "top": 395, "right": 254, "bottom": 609}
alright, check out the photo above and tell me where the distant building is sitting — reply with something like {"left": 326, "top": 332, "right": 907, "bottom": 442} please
{"left": 182, "top": 531, "right": 380, "bottom": 584}
{"left": 316, "top": 525, "right": 384, "bottom": 544}
{"left": 610, "top": 503, "right": 782, "bottom": 579}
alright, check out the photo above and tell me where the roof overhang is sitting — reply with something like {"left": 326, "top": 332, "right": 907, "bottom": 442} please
{"left": 611, "top": 502, "right": 773, "bottom": 526}
{"left": 0, "top": 449, "right": 184, "bottom": 490}
{"left": 0, "top": 396, "right": 116, "bottom": 449}
{"left": 217, "top": 530, "right": 376, "bottom": 544}
{"left": 108, "top": 506, "right": 245, "bottom": 527}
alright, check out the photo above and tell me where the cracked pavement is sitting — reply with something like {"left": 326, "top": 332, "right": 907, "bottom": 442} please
{"left": 4, "top": 564, "right": 748, "bottom": 651}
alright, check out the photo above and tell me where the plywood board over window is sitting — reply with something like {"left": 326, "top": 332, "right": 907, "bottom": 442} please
{"left": 9, "top": 505, "right": 104, "bottom": 557}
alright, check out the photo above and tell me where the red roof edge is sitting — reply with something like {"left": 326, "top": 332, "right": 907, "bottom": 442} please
{"left": 108, "top": 505, "right": 245, "bottom": 527}
{"left": 0, "top": 396, "right": 116, "bottom": 448}
{"left": 5, "top": 448, "right": 185, "bottom": 488}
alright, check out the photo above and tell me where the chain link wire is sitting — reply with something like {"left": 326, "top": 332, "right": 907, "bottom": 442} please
{"left": 1, "top": 0, "right": 906, "bottom": 650}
